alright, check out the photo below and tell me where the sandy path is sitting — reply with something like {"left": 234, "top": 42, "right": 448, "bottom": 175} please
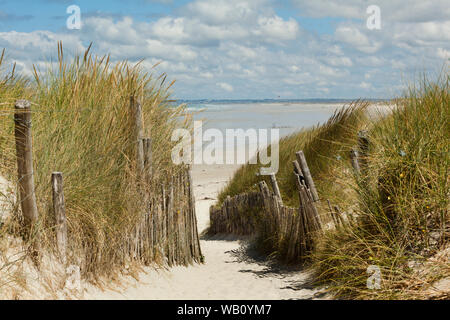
{"left": 85, "top": 164, "right": 323, "bottom": 300}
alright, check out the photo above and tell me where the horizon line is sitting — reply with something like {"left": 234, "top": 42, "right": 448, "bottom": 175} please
{"left": 174, "top": 98, "right": 390, "bottom": 102}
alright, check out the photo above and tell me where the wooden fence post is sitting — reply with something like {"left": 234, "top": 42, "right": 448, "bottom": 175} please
{"left": 14, "top": 100, "right": 39, "bottom": 235}
{"left": 143, "top": 137, "right": 153, "bottom": 184}
{"left": 258, "top": 180, "right": 270, "bottom": 198}
{"left": 269, "top": 173, "right": 282, "bottom": 204}
{"left": 187, "top": 167, "right": 202, "bottom": 261}
{"left": 358, "top": 130, "right": 369, "bottom": 170}
{"left": 130, "top": 97, "right": 144, "bottom": 260}
{"left": 350, "top": 148, "right": 361, "bottom": 174}
{"left": 292, "top": 160, "right": 306, "bottom": 186}
{"left": 142, "top": 137, "right": 152, "bottom": 262}
{"left": 167, "top": 179, "right": 174, "bottom": 266}
{"left": 292, "top": 160, "right": 303, "bottom": 176}
{"left": 295, "top": 151, "right": 319, "bottom": 202}
{"left": 130, "top": 96, "right": 144, "bottom": 181}
{"left": 51, "top": 172, "right": 67, "bottom": 264}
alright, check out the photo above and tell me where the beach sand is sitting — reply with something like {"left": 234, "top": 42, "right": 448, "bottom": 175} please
{"left": 84, "top": 163, "right": 325, "bottom": 300}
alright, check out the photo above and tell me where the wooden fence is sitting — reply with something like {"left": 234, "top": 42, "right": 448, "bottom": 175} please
{"left": 209, "top": 191, "right": 263, "bottom": 235}
{"left": 209, "top": 132, "right": 370, "bottom": 263}
{"left": 124, "top": 167, "right": 202, "bottom": 266}
{"left": 12, "top": 97, "right": 202, "bottom": 268}
{"left": 209, "top": 151, "right": 323, "bottom": 263}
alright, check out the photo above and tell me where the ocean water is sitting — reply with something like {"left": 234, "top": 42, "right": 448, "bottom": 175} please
{"left": 184, "top": 100, "right": 354, "bottom": 138}
{"left": 174, "top": 100, "right": 358, "bottom": 165}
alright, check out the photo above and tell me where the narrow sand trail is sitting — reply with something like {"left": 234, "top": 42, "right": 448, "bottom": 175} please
{"left": 85, "top": 164, "right": 324, "bottom": 300}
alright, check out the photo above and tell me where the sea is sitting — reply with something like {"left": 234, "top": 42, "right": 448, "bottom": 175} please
{"left": 173, "top": 99, "right": 385, "bottom": 163}
{"left": 177, "top": 99, "right": 381, "bottom": 137}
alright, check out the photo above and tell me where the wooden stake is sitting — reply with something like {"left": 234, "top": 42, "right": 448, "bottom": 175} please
{"left": 14, "top": 100, "right": 39, "bottom": 233}
{"left": 51, "top": 172, "right": 67, "bottom": 264}
{"left": 295, "top": 151, "right": 319, "bottom": 201}
{"left": 143, "top": 137, "right": 153, "bottom": 183}
{"left": 269, "top": 173, "right": 282, "bottom": 204}
{"left": 292, "top": 160, "right": 303, "bottom": 176}
{"left": 358, "top": 130, "right": 369, "bottom": 170}
{"left": 130, "top": 96, "right": 144, "bottom": 181}
{"left": 350, "top": 148, "right": 361, "bottom": 174}
{"left": 188, "top": 168, "right": 202, "bottom": 261}
{"left": 258, "top": 180, "right": 271, "bottom": 198}
{"left": 168, "top": 180, "right": 174, "bottom": 266}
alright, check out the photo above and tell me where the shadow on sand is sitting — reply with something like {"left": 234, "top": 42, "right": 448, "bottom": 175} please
{"left": 203, "top": 233, "right": 328, "bottom": 298}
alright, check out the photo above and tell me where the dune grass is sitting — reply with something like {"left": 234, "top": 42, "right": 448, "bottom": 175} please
{"left": 312, "top": 74, "right": 449, "bottom": 299}
{"left": 217, "top": 72, "right": 449, "bottom": 299}
{"left": 0, "top": 44, "right": 190, "bottom": 284}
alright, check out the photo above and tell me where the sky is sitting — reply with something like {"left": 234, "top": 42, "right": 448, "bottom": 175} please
{"left": 0, "top": 0, "right": 449, "bottom": 99}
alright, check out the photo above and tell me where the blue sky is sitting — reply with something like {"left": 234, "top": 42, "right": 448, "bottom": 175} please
{"left": 0, "top": 0, "right": 449, "bottom": 99}
{"left": 0, "top": 0, "right": 339, "bottom": 34}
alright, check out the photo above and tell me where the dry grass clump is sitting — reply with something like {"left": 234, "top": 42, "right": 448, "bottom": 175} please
{"left": 312, "top": 74, "right": 449, "bottom": 299}
{"left": 0, "top": 44, "right": 190, "bottom": 287}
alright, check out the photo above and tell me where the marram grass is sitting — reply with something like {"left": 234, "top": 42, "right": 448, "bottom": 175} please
{"left": 0, "top": 45, "right": 190, "bottom": 282}
{"left": 218, "top": 72, "right": 449, "bottom": 299}
{"left": 312, "top": 74, "right": 449, "bottom": 299}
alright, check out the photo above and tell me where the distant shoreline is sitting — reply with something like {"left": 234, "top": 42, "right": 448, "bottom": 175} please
{"left": 175, "top": 98, "right": 390, "bottom": 106}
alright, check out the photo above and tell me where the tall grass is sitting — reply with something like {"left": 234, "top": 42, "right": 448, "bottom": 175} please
{"left": 312, "top": 74, "right": 449, "bottom": 299}
{"left": 0, "top": 44, "right": 189, "bottom": 281}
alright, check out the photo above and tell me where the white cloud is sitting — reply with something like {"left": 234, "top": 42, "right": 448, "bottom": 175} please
{"left": 183, "top": 0, "right": 273, "bottom": 25}
{"left": 359, "top": 81, "right": 372, "bottom": 89}
{"left": 148, "top": 1, "right": 300, "bottom": 46}
{"left": 331, "top": 57, "right": 352, "bottom": 67}
{"left": 151, "top": 17, "right": 187, "bottom": 42}
{"left": 217, "top": 82, "right": 233, "bottom": 92}
{"left": 0, "top": 0, "right": 448, "bottom": 99}
{"left": 254, "top": 16, "right": 300, "bottom": 42}
{"left": 293, "top": 0, "right": 450, "bottom": 22}
{"left": 392, "top": 21, "right": 450, "bottom": 44}
{"left": 293, "top": 0, "right": 363, "bottom": 19}
{"left": 437, "top": 48, "right": 450, "bottom": 60}
{"left": 334, "top": 25, "right": 382, "bottom": 54}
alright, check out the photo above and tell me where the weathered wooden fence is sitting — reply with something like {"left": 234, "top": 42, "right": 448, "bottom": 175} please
{"left": 124, "top": 96, "right": 202, "bottom": 266}
{"left": 209, "top": 131, "right": 370, "bottom": 263}
{"left": 209, "top": 151, "right": 323, "bottom": 263}
{"left": 124, "top": 167, "right": 202, "bottom": 266}
{"left": 12, "top": 97, "right": 202, "bottom": 269}
{"left": 209, "top": 191, "right": 263, "bottom": 235}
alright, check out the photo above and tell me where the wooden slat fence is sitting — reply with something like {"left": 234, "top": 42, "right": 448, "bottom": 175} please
{"left": 126, "top": 167, "right": 202, "bottom": 266}
{"left": 209, "top": 191, "right": 263, "bottom": 235}
{"left": 11, "top": 97, "right": 203, "bottom": 270}
{"left": 209, "top": 132, "right": 371, "bottom": 263}
{"left": 209, "top": 152, "right": 323, "bottom": 263}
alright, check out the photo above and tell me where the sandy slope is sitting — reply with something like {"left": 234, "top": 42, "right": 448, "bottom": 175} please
{"left": 84, "top": 164, "right": 325, "bottom": 300}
